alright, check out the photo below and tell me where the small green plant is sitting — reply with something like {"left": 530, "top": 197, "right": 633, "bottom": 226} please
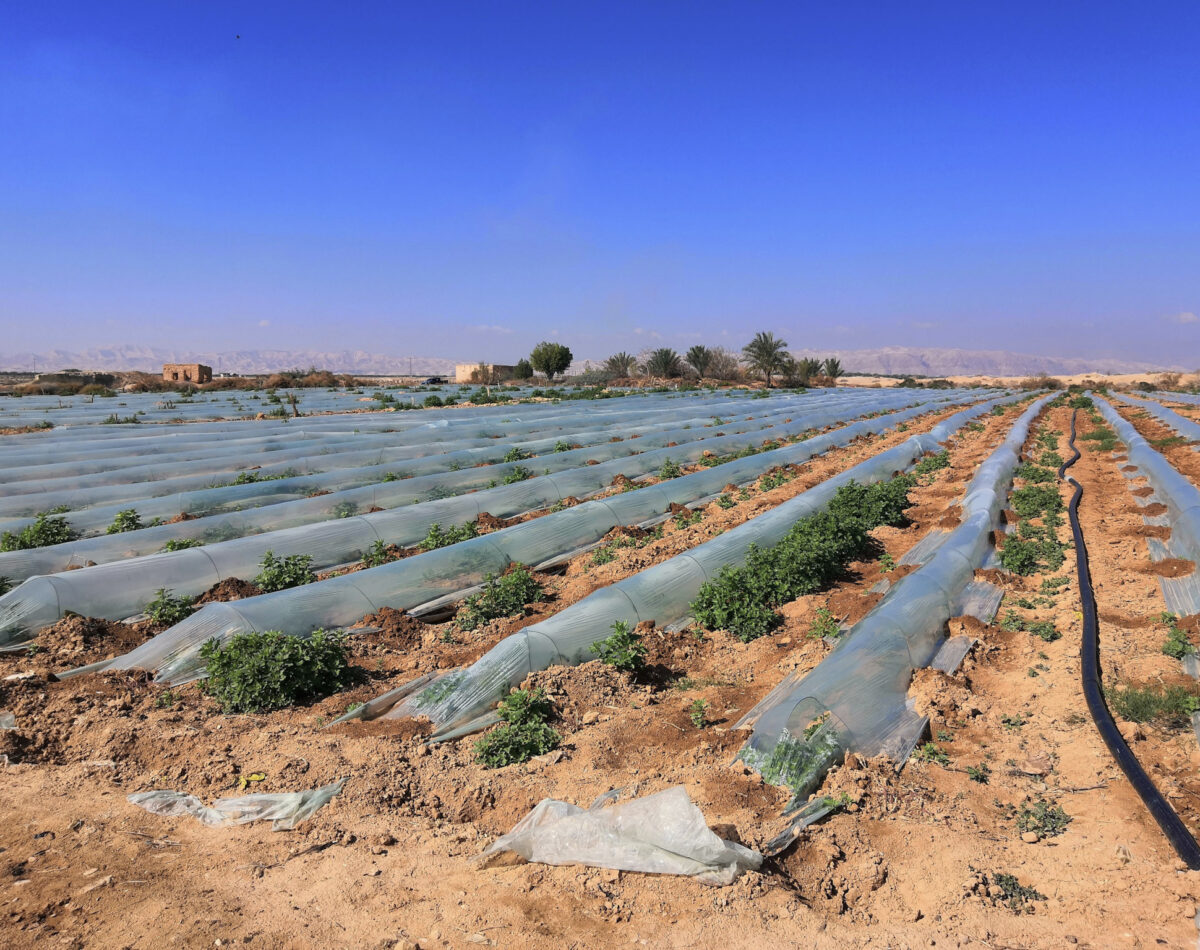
{"left": 553, "top": 440, "right": 572, "bottom": 452}
{"left": 590, "top": 544, "right": 617, "bottom": 566}
{"left": 1107, "top": 682, "right": 1200, "bottom": 725}
{"left": 913, "top": 451, "right": 950, "bottom": 475}
{"left": 254, "top": 551, "right": 316, "bottom": 592}
{"left": 658, "top": 458, "right": 683, "bottom": 480}
{"left": 914, "top": 742, "right": 950, "bottom": 766}
{"left": 457, "top": 565, "right": 544, "bottom": 630}
{"left": 418, "top": 521, "right": 478, "bottom": 551}
{"left": 1014, "top": 463, "right": 1056, "bottom": 484}
{"left": 106, "top": 509, "right": 144, "bottom": 534}
{"left": 716, "top": 493, "right": 736, "bottom": 509}
{"left": 162, "top": 537, "right": 202, "bottom": 552}
{"left": 361, "top": 540, "right": 400, "bottom": 568}
{"left": 200, "top": 629, "right": 355, "bottom": 713}
{"left": 1001, "top": 713, "right": 1026, "bottom": 731}
{"left": 965, "top": 421, "right": 985, "bottom": 433}
{"left": 689, "top": 698, "right": 710, "bottom": 728}
{"left": 1016, "top": 798, "right": 1071, "bottom": 838}
{"left": 878, "top": 552, "right": 896, "bottom": 573}
{"left": 332, "top": 501, "right": 358, "bottom": 519}
{"left": 966, "top": 762, "right": 991, "bottom": 784}
{"left": 503, "top": 446, "right": 532, "bottom": 462}
{"left": 673, "top": 508, "right": 703, "bottom": 529}
{"left": 475, "top": 688, "right": 560, "bottom": 768}
{"left": 807, "top": 607, "right": 840, "bottom": 639}
{"left": 1040, "top": 576, "right": 1069, "bottom": 594}
{"left": 144, "top": 588, "right": 196, "bottom": 626}
{"left": 155, "top": 689, "right": 177, "bottom": 708}
{"left": 0, "top": 576, "right": 11, "bottom": 596}
{"left": 1, "top": 510, "right": 77, "bottom": 551}
{"left": 990, "top": 871, "right": 1046, "bottom": 912}
{"left": 591, "top": 620, "right": 648, "bottom": 673}
{"left": 1162, "top": 623, "right": 1195, "bottom": 659}
{"left": 1027, "top": 620, "right": 1061, "bottom": 642}
{"left": 1079, "top": 424, "right": 1119, "bottom": 453}
{"left": 503, "top": 465, "right": 534, "bottom": 484}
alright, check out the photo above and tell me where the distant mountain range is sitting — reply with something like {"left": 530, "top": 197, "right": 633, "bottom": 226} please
{"left": 0, "top": 343, "right": 1176, "bottom": 377}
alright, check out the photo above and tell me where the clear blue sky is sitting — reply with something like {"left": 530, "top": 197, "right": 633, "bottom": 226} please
{"left": 2, "top": 1, "right": 1197, "bottom": 366}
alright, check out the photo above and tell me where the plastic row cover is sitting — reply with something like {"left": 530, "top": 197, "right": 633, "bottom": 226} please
{"left": 733, "top": 395, "right": 1053, "bottom": 805}
{"left": 0, "top": 391, "right": 774, "bottom": 511}
{"left": 1, "top": 391, "right": 824, "bottom": 534}
{"left": 0, "top": 391, "right": 924, "bottom": 583}
{"left": 67, "top": 393, "right": 972, "bottom": 679}
{"left": 1095, "top": 397, "right": 1200, "bottom": 565}
{"left": 373, "top": 393, "right": 1031, "bottom": 736}
{"left": 1112, "top": 393, "right": 1200, "bottom": 443}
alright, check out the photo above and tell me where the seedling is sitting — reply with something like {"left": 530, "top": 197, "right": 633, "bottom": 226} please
{"left": 418, "top": 521, "right": 478, "bottom": 551}
{"left": 716, "top": 493, "right": 736, "bottom": 509}
{"left": 658, "top": 458, "right": 683, "bottom": 480}
{"left": 456, "top": 566, "right": 544, "bottom": 630}
{"left": 914, "top": 742, "right": 950, "bottom": 766}
{"left": 106, "top": 509, "right": 144, "bottom": 534}
{"left": 162, "top": 538, "right": 203, "bottom": 552}
{"left": 503, "top": 446, "right": 532, "bottom": 462}
{"left": 503, "top": 465, "right": 533, "bottom": 484}
{"left": 1001, "top": 713, "right": 1026, "bottom": 731}
{"left": 475, "top": 688, "right": 560, "bottom": 768}
{"left": 807, "top": 607, "right": 840, "bottom": 639}
{"left": 689, "top": 699, "right": 710, "bottom": 728}
{"left": 1016, "top": 798, "right": 1071, "bottom": 838}
{"left": 254, "top": 551, "right": 317, "bottom": 592}
{"left": 966, "top": 763, "right": 991, "bottom": 784}
{"left": 144, "top": 588, "right": 196, "bottom": 626}
{"left": 878, "top": 552, "right": 896, "bottom": 573}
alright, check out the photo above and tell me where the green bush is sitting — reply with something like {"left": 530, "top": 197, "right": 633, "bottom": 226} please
{"left": 145, "top": 588, "right": 196, "bottom": 626}
{"left": 457, "top": 565, "right": 545, "bottom": 630}
{"left": 106, "top": 509, "right": 144, "bottom": 534}
{"left": 591, "top": 620, "right": 648, "bottom": 672}
{"left": 423, "top": 394, "right": 444, "bottom": 408}
{"left": 418, "top": 521, "right": 478, "bottom": 551}
{"left": 254, "top": 551, "right": 316, "bottom": 592}
{"left": 201, "top": 629, "right": 355, "bottom": 713}
{"left": 1, "top": 510, "right": 77, "bottom": 552}
{"left": 692, "top": 477, "right": 913, "bottom": 641}
{"left": 999, "top": 523, "right": 1066, "bottom": 575}
{"left": 475, "top": 688, "right": 560, "bottom": 768}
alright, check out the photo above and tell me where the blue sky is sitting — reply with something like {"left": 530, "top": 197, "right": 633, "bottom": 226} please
{"left": 1, "top": 1, "right": 1197, "bottom": 365}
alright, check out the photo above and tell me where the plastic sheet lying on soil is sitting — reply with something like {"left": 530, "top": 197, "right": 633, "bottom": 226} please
{"left": 127, "top": 778, "right": 345, "bottom": 831}
{"left": 484, "top": 785, "right": 762, "bottom": 886}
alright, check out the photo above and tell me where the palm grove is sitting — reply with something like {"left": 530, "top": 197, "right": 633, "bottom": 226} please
{"left": 509, "top": 332, "right": 843, "bottom": 387}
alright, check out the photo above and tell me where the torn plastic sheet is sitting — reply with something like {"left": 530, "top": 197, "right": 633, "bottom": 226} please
{"left": 484, "top": 786, "right": 762, "bottom": 886}
{"left": 0, "top": 711, "right": 15, "bottom": 730}
{"left": 127, "top": 778, "right": 344, "bottom": 831}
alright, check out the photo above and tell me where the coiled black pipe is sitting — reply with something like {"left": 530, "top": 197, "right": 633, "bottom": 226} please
{"left": 1062, "top": 408, "right": 1200, "bottom": 868}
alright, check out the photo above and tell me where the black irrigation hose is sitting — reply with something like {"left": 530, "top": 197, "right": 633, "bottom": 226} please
{"left": 1061, "top": 408, "right": 1200, "bottom": 868}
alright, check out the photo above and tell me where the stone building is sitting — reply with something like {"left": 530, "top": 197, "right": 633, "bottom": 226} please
{"left": 162, "top": 363, "right": 213, "bottom": 384}
{"left": 454, "top": 363, "right": 515, "bottom": 384}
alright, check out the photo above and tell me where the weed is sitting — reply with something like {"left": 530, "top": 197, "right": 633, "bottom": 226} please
{"left": 106, "top": 509, "right": 144, "bottom": 534}
{"left": 673, "top": 508, "right": 703, "bottom": 529}
{"left": 965, "top": 421, "right": 985, "bottom": 433}
{"left": 162, "top": 538, "right": 202, "bottom": 552}
{"left": 590, "top": 544, "right": 617, "bottom": 567}
{"left": 1, "top": 510, "right": 77, "bottom": 551}
{"left": 1016, "top": 798, "right": 1071, "bottom": 838}
{"left": 456, "top": 565, "right": 544, "bottom": 631}
{"left": 658, "top": 458, "right": 683, "bottom": 480}
{"left": 155, "top": 689, "right": 177, "bottom": 708}
{"left": 591, "top": 620, "right": 647, "bottom": 673}
{"left": 878, "top": 552, "right": 896, "bottom": 573}
{"left": 967, "top": 763, "right": 991, "bottom": 784}
{"left": 1107, "top": 682, "right": 1200, "bottom": 725}
{"left": 254, "top": 551, "right": 317, "bottom": 592}
{"left": 1001, "top": 713, "right": 1026, "bottom": 731}
{"left": 807, "top": 607, "right": 840, "bottom": 639}
{"left": 1028, "top": 620, "right": 1060, "bottom": 642}
{"left": 418, "top": 521, "right": 478, "bottom": 551}
{"left": 914, "top": 742, "right": 950, "bottom": 766}
{"left": 475, "top": 688, "right": 560, "bottom": 768}
{"left": 717, "top": 493, "right": 736, "bottom": 509}
{"left": 1079, "top": 425, "right": 1119, "bottom": 453}
{"left": 689, "top": 699, "right": 710, "bottom": 728}
{"left": 201, "top": 630, "right": 354, "bottom": 713}
{"left": 989, "top": 870, "right": 1047, "bottom": 912}
{"left": 1162, "top": 624, "right": 1195, "bottom": 659}
{"left": 145, "top": 588, "right": 196, "bottom": 626}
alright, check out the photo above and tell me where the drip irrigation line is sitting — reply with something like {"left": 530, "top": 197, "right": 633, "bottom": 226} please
{"left": 1062, "top": 407, "right": 1200, "bottom": 869}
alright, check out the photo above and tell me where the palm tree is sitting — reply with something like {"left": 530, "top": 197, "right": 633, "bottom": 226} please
{"left": 603, "top": 351, "right": 638, "bottom": 378}
{"left": 685, "top": 345, "right": 714, "bottom": 378}
{"left": 644, "top": 348, "right": 683, "bottom": 378}
{"left": 823, "top": 357, "right": 843, "bottom": 379}
{"left": 797, "top": 357, "right": 823, "bottom": 385}
{"left": 741, "top": 331, "right": 790, "bottom": 387}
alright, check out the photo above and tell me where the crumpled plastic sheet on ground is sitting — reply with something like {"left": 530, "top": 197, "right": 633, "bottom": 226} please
{"left": 0, "top": 711, "right": 15, "bottom": 730}
{"left": 485, "top": 786, "right": 762, "bottom": 886}
{"left": 127, "top": 778, "right": 344, "bottom": 831}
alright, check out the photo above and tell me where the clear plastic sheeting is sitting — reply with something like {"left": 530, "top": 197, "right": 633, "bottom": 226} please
{"left": 484, "top": 786, "right": 762, "bottom": 886}
{"left": 735, "top": 395, "right": 1053, "bottom": 808}
{"left": 1094, "top": 396, "right": 1200, "bottom": 618}
{"left": 0, "top": 711, "right": 15, "bottom": 730}
{"left": 69, "top": 393, "right": 977, "bottom": 681}
{"left": 127, "top": 778, "right": 345, "bottom": 830}
{"left": 1111, "top": 393, "right": 1200, "bottom": 444}
{"left": 369, "top": 393, "right": 1028, "bottom": 735}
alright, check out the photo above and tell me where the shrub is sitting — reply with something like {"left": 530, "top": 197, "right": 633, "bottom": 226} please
{"left": 591, "top": 620, "right": 648, "bottom": 672}
{"left": 254, "top": 551, "right": 316, "bottom": 592}
{"left": 1, "top": 510, "right": 77, "bottom": 551}
{"left": 106, "top": 509, "right": 144, "bottom": 534}
{"left": 423, "top": 395, "right": 444, "bottom": 408}
{"left": 144, "top": 588, "right": 196, "bottom": 626}
{"left": 475, "top": 688, "right": 560, "bottom": 767}
{"left": 201, "top": 630, "right": 354, "bottom": 714}
{"left": 457, "top": 565, "right": 544, "bottom": 630}
{"left": 418, "top": 521, "right": 478, "bottom": 551}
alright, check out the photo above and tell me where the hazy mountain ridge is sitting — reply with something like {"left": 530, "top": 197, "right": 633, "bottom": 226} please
{"left": 0, "top": 344, "right": 1175, "bottom": 377}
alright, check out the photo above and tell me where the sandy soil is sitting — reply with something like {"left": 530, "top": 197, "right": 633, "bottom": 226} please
{"left": 3, "top": 400, "right": 1200, "bottom": 948}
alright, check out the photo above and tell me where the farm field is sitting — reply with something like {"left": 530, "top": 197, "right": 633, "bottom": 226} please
{"left": 2, "top": 384, "right": 1200, "bottom": 949}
